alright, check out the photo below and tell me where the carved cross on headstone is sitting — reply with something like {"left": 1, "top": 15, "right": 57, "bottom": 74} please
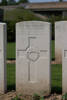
{"left": 17, "top": 37, "right": 48, "bottom": 81}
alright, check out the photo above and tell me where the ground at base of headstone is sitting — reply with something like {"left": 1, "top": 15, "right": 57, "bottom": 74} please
{"left": 0, "top": 91, "right": 62, "bottom": 100}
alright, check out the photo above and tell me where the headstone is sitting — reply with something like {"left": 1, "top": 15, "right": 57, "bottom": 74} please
{"left": 0, "top": 23, "right": 7, "bottom": 94}
{"left": 62, "top": 48, "right": 67, "bottom": 93}
{"left": 62, "top": 27, "right": 67, "bottom": 93}
{"left": 16, "top": 21, "right": 51, "bottom": 96}
{"left": 55, "top": 21, "right": 67, "bottom": 63}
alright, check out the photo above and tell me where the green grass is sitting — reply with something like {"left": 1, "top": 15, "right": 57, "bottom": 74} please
{"left": 51, "top": 64, "right": 62, "bottom": 93}
{"left": 7, "top": 64, "right": 16, "bottom": 91}
{"left": 7, "top": 42, "right": 16, "bottom": 59}
{"left": 51, "top": 40, "right": 55, "bottom": 60}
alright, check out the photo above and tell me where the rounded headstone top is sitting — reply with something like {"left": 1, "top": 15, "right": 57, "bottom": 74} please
{"left": 16, "top": 21, "right": 51, "bottom": 26}
{"left": 0, "top": 23, "right": 6, "bottom": 25}
{"left": 55, "top": 21, "right": 67, "bottom": 24}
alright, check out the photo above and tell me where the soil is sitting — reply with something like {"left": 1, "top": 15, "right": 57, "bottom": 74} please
{"left": 0, "top": 92, "right": 62, "bottom": 100}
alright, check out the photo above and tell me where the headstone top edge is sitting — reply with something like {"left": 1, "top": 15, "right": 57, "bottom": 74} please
{"left": 55, "top": 21, "right": 67, "bottom": 24}
{"left": 16, "top": 21, "right": 51, "bottom": 26}
{"left": 0, "top": 23, "right": 6, "bottom": 25}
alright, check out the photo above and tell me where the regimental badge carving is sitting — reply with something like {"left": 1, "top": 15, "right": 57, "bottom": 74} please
{"left": 27, "top": 50, "right": 40, "bottom": 62}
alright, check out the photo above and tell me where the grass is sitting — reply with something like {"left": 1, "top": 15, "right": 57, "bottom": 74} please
{"left": 7, "top": 42, "right": 16, "bottom": 91}
{"left": 51, "top": 64, "right": 62, "bottom": 93}
{"left": 7, "top": 42, "right": 16, "bottom": 59}
{"left": 7, "top": 64, "right": 16, "bottom": 91}
{"left": 51, "top": 40, "right": 55, "bottom": 60}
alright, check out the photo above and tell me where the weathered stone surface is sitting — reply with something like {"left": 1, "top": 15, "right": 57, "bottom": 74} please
{"left": 62, "top": 32, "right": 67, "bottom": 93}
{"left": 55, "top": 21, "right": 67, "bottom": 63}
{"left": 57, "top": 21, "right": 67, "bottom": 93}
{"left": 0, "top": 23, "right": 7, "bottom": 94}
{"left": 62, "top": 49, "right": 67, "bottom": 93}
{"left": 16, "top": 21, "right": 51, "bottom": 96}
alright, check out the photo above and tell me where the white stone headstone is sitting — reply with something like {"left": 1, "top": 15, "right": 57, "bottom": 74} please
{"left": 62, "top": 48, "right": 67, "bottom": 93}
{"left": 55, "top": 21, "right": 67, "bottom": 63}
{"left": 62, "top": 26, "right": 67, "bottom": 93}
{"left": 56, "top": 21, "right": 67, "bottom": 93}
{"left": 0, "top": 23, "right": 7, "bottom": 94}
{"left": 16, "top": 21, "right": 51, "bottom": 96}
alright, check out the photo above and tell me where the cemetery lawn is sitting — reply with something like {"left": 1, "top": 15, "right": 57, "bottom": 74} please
{"left": 7, "top": 64, "right": 16, "bottom": 91}
{"left": 7, "top": 42, "right": 16, "bottom": 59}
{"left": 51, "top": 64, "right": 62, "bottom": 93}
{"left": 51, "top": 40, "right": 55, "bottom": 60}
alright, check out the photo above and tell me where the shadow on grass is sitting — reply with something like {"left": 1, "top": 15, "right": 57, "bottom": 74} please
{"left": 51, "top": 86, "right": 62, "bottom": 94}
{"left": 52, "top": 58, "right": 55, "bottom": 61}
{"left": 7, "top": 84, "right": 16, "bottom": 92}
{"left": 7, "top": 64, "right": 16, "bottom": 92}
{"left": 7, "top": 58, "right": 16, "bottom": 60}
{"left": 51, "top": 64, "right": 62, "bottom": 94}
